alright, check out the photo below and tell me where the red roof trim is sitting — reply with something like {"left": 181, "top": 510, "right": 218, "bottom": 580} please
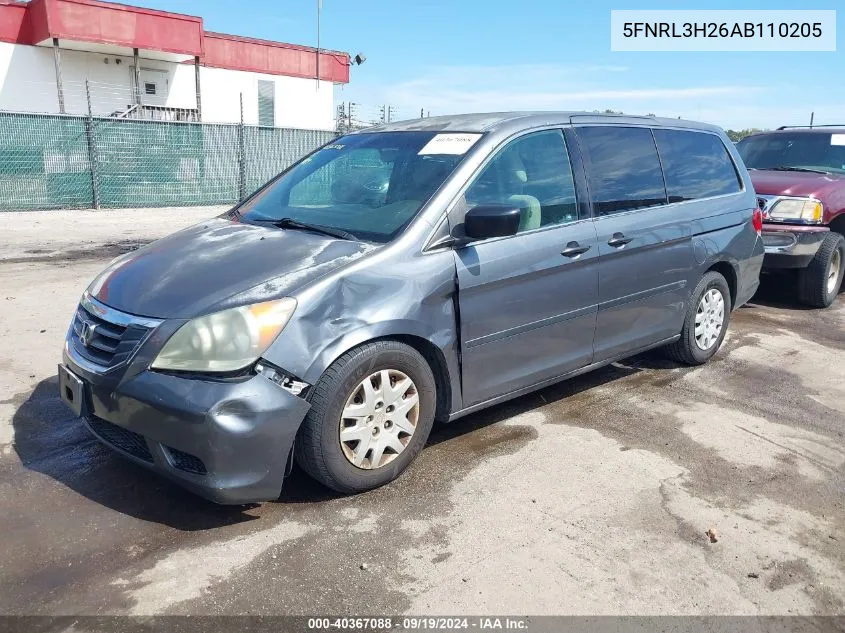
{"left": 204, "top": 31, "right": 347, "bottom": 59}
{"left": 48, "top": 0, "right": 202, "bottom": 25}
{"left": 0, "top": 2, "right": 30, "bottom": 44}
{"left": 32, "top": 0, "right": 204, "bottom": 56}
{"left": 203, "top": 31, "right": 349, "bottom": 83}
{"left": 0, "top": 0, "right": 350, "bottom": 82}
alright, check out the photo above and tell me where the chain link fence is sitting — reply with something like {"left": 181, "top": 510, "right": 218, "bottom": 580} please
{"left": 0, "top": 111, "right": 335, "bottom": 211}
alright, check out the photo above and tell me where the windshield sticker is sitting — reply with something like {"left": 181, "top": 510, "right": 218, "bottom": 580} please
{"left": 418, "top": 133, "right": 482, "bottom": 155}
{"left": 325, "top": 144, "right": 345, "bottom": 150}
{"left": 831, "top": 134, "right": 845, "bottom": 146}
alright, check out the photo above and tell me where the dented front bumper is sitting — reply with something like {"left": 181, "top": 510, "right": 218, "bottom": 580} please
{"left": 62, "top": 348, "right": 310, "bottom": 504}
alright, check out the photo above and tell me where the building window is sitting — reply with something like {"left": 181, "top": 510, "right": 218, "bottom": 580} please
{"left": 144, "top": 82, "right": 157, "bottom": 95}
{"left": 257, "top": 80, "right": 275, "bottom": 127}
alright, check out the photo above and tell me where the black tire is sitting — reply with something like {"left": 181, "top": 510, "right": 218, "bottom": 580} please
{"left": 798, "top": 232, "right": 845, "bottom": 308}
{"left": 664, "top": 271, "right": 732, "bottom": 366}
{"left": 294, "top": 340, "right": 437, "bottom": 494}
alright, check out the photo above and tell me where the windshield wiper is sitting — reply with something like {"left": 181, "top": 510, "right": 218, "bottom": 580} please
{"left": 766, "top": 166, "right": 830, "bottom": 174}
{"left": 265, "top": 217, "right": 357, "bottom": 241}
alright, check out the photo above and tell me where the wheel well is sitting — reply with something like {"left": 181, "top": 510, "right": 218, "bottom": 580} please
{"left": 381, "top": 334, "right": 452, "bottom": 422}
{"left": 829, "top": 214, "right": 845, "bottom": 237}
{"left": 707, "top": 261, "right": 737, "bottom": 307}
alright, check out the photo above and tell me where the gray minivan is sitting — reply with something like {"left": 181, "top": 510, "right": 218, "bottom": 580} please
{"left": 58, "top": 113, "right": 764, "bottom": 503}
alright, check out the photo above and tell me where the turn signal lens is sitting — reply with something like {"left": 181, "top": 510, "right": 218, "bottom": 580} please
{"left": 803, "top": 200, "right": 824, "bottom": 222}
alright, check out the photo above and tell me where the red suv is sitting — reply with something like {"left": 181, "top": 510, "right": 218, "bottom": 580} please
{"left": 737, "top": 126, "right": 845, "bottom": 307}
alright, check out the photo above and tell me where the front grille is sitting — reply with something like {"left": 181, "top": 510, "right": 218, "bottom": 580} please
{"left": 87, "top": 415, "right": 153, "bottom": 463}
{"left": 166, "top": 446, "right": 208, "bottom": 475}
{"left": 69, "top": 303, "right": 151, "bottom": 369}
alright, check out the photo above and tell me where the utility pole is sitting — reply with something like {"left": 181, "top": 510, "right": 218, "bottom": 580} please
{"left": 348, "top": 102, "right": 357, "bottom": 130}
{"left": 336, "top": 103, "right": 346, "bottom": 134}
{"left": 380, "top": 105, "right": 395, "bottom": 123}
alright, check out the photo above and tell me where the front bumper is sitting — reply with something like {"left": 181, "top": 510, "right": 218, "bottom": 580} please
{"left": 62, "top": 348, "right": 310, "bottom": 504}
{"left": 761, "top": 223, "right": 829, "bottom": 269}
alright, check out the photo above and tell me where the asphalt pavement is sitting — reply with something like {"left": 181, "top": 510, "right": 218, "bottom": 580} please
{"left": 0, "top": 208, "right": 842, "bottom": 616}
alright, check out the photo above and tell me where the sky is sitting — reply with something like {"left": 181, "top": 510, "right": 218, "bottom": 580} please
{"left": 135, "top": 0, "right": 842, "bottom": 130}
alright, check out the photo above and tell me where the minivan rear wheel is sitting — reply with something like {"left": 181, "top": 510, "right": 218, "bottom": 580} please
{"left": 294, "top": 340, "right": 436, "bottom": 494}
{"left": 664, "top": 271, "right": 732, "bottom": 366}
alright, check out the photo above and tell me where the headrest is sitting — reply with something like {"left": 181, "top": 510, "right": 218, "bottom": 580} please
{"left": 500, "top": 149, "right": 527, "bottom": 185}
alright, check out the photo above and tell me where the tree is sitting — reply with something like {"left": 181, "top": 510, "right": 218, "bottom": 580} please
{"left": 726, "top": 128, "right": 765, "bottom": 143}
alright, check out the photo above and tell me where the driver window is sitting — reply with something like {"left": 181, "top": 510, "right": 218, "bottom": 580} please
{"left": 464, "top": 129, "right": 578, "bottom": 233}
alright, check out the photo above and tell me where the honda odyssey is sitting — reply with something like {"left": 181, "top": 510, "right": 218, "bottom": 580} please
{"left": 59, "top": 112, "right": 764, "bottom": 503}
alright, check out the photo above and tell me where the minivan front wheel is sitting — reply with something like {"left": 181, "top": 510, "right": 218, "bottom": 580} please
{"left": 339, "top": 369, "right": 419, "bottom": 469}
{"left": 665, "top": 271, "right": 732, "bottom": 366}
{"left": 294, "top": 341, "right": 436, "bottom": 494}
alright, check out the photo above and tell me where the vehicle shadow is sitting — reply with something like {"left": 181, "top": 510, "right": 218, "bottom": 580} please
{"left": 11, "top": 377, "right": 259, "bottom": 530}
{"left": 427, "top": 358, "right": 652, "bottom": 445}
{"left": 746, "top": 272, "right": 836, "bottom": 311}
{"left": 283, "top": 353, "right": 665, "bottom": 501}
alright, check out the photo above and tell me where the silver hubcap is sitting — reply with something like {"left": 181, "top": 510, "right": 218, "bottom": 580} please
{"left": 694, "top": 288, "right": 725, "bottom": 351}
{"left": 828, "top": 248, "right": 841, "bottom": 295}
{"left": 339, "top": 369, "right": 419, "bottom": 470}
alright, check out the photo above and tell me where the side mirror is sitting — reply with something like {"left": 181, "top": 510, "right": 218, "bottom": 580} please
{"left": 463, "top": 205, "right": 521, "bottom": 241}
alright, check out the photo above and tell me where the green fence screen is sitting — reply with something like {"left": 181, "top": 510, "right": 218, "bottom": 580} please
{"left": 0, "top": 111, "right": 335, "bottom": 211}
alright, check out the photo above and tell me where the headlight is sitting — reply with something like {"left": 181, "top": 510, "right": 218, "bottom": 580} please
{"left": 768, "top": 198, "right": 823, "bottom": 223}
{"left": 151, "top": 298, "right": 297, "bottom": 372}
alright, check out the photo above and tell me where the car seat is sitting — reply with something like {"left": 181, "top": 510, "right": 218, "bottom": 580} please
{"left": 500, "top": 150, "right": 541, "bottom": 232}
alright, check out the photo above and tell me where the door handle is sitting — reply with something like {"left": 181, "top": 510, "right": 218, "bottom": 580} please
{"left": 561, "top": 241, "right": 590, "bottom": 257}
{"left": 607, "top": 233, "right": 634, "bottom": 248}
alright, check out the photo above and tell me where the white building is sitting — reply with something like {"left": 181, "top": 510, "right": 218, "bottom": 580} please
{"left": 0, "top": 0, "right": 350, "bottom": 130}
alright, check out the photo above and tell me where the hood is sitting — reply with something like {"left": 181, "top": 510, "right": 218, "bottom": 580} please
{"left": 88, "top": 217, "right": 375, "bottom": 319}
{"left": 749, "top": 169, "right": 845, "bottom": 199}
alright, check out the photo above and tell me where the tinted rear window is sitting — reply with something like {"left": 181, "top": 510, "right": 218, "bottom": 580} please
{"left": 654, "top": 129, "right": 742, "bottom": 202}
{"left": 576, "top": 126, "right": 667, "bottom": 216}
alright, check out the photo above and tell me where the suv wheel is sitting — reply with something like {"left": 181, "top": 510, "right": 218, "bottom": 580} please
{"left": 798, "top": 232, "right": 845, "bottom": 308}
{"left": 294, "top": 341, "right": 436, "bottom": 494}
{"left": 664, "top": 271, "right": 732, "bottom": 366}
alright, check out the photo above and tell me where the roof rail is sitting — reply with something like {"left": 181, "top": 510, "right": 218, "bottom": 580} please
{"left": 776, "top": 124, "right": 845, "bottom": 130}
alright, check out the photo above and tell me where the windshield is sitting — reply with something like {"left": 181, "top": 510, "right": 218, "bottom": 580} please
{"left": 737, "top": 132, "right": 845, "bottom": 175}
{"left": 236, "top": 131, "right": 471, "bottom": 242}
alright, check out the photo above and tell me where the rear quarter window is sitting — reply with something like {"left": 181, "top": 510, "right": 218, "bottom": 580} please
{"left": 653, "top": 129, "right": 742, "bottom": 202}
